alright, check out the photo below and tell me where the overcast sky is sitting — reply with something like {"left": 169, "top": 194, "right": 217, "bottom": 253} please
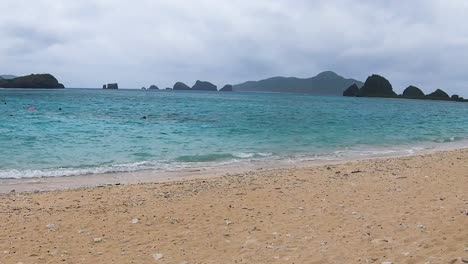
{"left": 0, "top": 0, "right": 467, "bottom": 95}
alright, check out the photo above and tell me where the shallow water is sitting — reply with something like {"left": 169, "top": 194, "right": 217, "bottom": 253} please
{"left": 1, "top": 89, "right": 467, "bottom": 179}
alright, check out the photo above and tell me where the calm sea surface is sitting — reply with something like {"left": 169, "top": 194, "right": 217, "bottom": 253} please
{"left": 1, "top": 89, "right": 467, "bottom": 178}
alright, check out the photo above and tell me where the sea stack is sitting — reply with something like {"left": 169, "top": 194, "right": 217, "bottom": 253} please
{"left": 358, "top": 74, "right": 396, "bottom": 98}
{"left": 149, "top": 85, "right": 159, "bottom": 90}
{"left": 192, "top": 80, "right": 217, "bottom": 91}
{"left": 103, "top": 83, "right": 118, "bottom": 89}
{"left": 402, "top": 85, "right": 425, "bottom": 98}
{"left": 220, "top": 85, "right": 233, "bottom": 92}
{"left": 343, "top": 84, "right": 359, "bottom": 97}
{"left": 173, "top": 82, "right": 191, "bottom": 90}
{"left": 426, "top": 89, "right": 450, "bottom": 100}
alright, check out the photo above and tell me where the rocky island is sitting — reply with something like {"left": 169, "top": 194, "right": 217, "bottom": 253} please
{"left": 343, "top": 74, "right": 467, "bottom": 102}
{"left": 192, "top": 80, "right": 217, "bottom": 91}
{"left": 426, "top": 89, "right": 450, "bottom": 100}
{"left": 342, "top": 84, "right": 359, "bottom": 96}
{"left": 402, "top": 85, "right": 425, "bottom": 98}
{"left": 0, "top": 74, "right": 64, "bottom": 89}
{"left": 173, "top": 82, "right": 191, "bottom": 91}
{"left": 103, "top": 83, "right": 118, "bottom": 89}
{"left": 220, "top": 84, "right": 233, "bottom": 92}
{"left": 357, "top": 74, "right": 396, "bottom": 98}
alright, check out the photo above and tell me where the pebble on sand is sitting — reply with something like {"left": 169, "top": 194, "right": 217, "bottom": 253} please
{"left": 153, "top": 253, "right": 164, "bottom": 261}
{"left": 131, "top": 218, "right": 139, "bottom": 224}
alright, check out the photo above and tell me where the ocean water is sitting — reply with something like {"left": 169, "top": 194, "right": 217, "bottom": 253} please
{"left": 0, "top": 89, "right": 467, "bottom": 179}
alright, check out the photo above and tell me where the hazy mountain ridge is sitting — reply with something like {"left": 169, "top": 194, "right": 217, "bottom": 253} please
{"left": 233, "top": 71, "right": 364, "bottom": 95}
{"left": 0, "top": 75, "right": 17, "bottom": 80}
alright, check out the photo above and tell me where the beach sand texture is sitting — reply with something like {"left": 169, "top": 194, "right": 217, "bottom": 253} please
{"left": 0, "top": 150, "right": 467, "bottom": 263}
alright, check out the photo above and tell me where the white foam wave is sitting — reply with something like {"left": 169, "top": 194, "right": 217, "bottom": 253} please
{"left": 1, "top": 140, "right": 467, "bottom": 179}
{"left": 232, "top": 152, "right": 273, "bottom": 158}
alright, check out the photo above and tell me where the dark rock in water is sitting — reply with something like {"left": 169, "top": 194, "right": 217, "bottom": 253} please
{"left": 165, "top": 87, "right": 172, "bottom": 90}
{"left": 358, "top": 74, "right": 396, "bottom": 98}
{"left": 220, "top": 84, "right": 233, "bottom": 92}
{"left": 104, "top": 83, "right": 118, "bottom": 89}
{"left": 102, "top": 84, "right": 107, "bottom": 89}
{"left": 149, "top": 85, "right": 159, "bottom": 90}
{"left": 402, "top": 85, "right": 425, "bottom": 98}
{"left": 427, "top": 89, "right": 449, "bottom": 100}
{"left": 141, "top": 87, "right": 146, "bottom": 90}
{"left": 0, "top": 74, "right": 65, "bottom": 89}
{"left": 343, "top": 84, "right": 359, "bottom": 97}
{"left": 173, "top": 82, "right": 191, "bottom": 90}
{"left": 192, "top": 80, "right": 217, "bottom": 91}
{"left": 451, "top": 94, "right": 460, "bottom": 100}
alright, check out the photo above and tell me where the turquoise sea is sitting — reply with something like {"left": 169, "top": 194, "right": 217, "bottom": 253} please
{"left": 0, "top": 89, "right": 467, "bottom": 179}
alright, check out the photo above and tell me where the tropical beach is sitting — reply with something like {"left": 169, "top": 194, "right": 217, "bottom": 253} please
{"left": 1, "top": 149, "right": 467, "bottom": 263}
{"left": 2, "top": 1, "right": 468, "bottom": 263}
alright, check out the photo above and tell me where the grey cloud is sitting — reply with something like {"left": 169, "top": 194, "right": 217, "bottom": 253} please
{"left": 0, "top": 0, "right": 467, "bottom": 96}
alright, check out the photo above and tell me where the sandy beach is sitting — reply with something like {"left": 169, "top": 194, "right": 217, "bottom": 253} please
{"left": 0, "top": 149, "right": 467, "bottom": 264}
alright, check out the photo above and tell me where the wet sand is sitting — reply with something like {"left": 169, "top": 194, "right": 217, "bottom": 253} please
{"left": 0, "top": 149, "right": 467, "bottom": 263}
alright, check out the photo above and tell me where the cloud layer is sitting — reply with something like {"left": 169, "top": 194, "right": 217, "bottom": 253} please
{"left": 0, "top": 0, "right": 467, "bottom": 95}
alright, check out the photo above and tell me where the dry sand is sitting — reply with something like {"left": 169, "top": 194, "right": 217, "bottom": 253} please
{"left": 0, "top": 150, "right": 467, "bottom": 264}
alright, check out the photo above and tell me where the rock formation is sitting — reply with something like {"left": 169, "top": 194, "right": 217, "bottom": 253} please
{"left": 103, "top": 83, "right": 118, "bottom": 89}
{"left": 402, "top": 85, "right": 425, "bottom": 98}
{"left": 192, "top": 80, "right": 217, "bottom": 91}
{"left": 173, "top": 82, "right": 191, "bottom": 90}
{"left": 149, "top": 85, "right": 159, "bottom": 90}
{"left": 343, "top": 84, "right": 359, "bottom": 97}
{"left": 357, "top": 74, "right": 396, "bottom": 97}
{"left": 427, "top": 89, "right": 450, "bottom": 100}
{"left": 220, "top": 85, "right": 233, "bottom": 92}
{"left": 0, "top": 74, "right": 64, "bottom": 89}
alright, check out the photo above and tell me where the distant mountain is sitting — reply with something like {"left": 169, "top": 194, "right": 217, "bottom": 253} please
{"left": 233, "top": 71, "right": 364, "bottom": 95}
{"left": 0, "top": 75, "right": 17, "bottom": 80}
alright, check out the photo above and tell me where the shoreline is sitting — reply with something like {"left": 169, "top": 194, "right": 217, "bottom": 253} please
{"left": 0, "top": 148, "right": 467, "bottom": 263}
{"left": 1, "top": 143, "right": 468, "bottom": 194}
